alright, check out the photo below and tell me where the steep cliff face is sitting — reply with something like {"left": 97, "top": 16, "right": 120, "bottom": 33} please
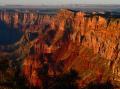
{"left": 50, "top": 10, "right": 120, "bottom": 86}
{"left": 22, "top": 10, "right": 120, "bottom": 88}
{"left": 0, "top": 11, "right": 52, "bottom": 46}
{"left": 0, "top": 11, "right": 52, "bottom": 29}
{"left": 72, "top": 12, "right": 120, "bottom": 84}
{"left": 0, "top": 9, "right": 120, "bottom": 88}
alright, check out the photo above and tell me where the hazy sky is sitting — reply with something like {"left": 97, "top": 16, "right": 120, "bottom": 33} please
{"left": 0, "top": 0, "right": 120, "bottom": 5}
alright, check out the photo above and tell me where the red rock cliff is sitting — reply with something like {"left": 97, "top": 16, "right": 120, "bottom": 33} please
{"left": 0, "top": 9, "right": 120, "bottom": 88}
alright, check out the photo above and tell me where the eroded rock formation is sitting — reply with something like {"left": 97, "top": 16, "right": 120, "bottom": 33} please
{"left": 0, "top": 9, "right": 120, "bottom": 88}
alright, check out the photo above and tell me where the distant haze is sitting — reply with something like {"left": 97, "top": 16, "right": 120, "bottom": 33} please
{"left": 0, "top": 0, "right": 120, "bottom": 5}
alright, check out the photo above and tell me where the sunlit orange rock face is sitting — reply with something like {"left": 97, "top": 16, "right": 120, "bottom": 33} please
{"left": 1, "top": 9, "right": 119, "bottom": 88}
{"left": 21, "top": 10, "right": 120, "bottom": 88}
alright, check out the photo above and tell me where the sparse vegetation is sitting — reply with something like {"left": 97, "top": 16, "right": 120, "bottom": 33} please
{"left": 83, "top": 80, "right": 114, "bottom": 89}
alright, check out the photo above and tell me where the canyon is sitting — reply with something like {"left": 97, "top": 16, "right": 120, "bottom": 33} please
{"left": 0, "top": 9, "right": 120, "bottom": 89}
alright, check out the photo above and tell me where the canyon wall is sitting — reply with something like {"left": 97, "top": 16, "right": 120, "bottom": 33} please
{"left": 0, "top": 9, "right": 120, "bottom": 88}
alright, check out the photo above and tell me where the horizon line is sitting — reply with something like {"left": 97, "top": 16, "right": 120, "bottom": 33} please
{"left": 0, "top": 3, "right": 120, "bottom": 6}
